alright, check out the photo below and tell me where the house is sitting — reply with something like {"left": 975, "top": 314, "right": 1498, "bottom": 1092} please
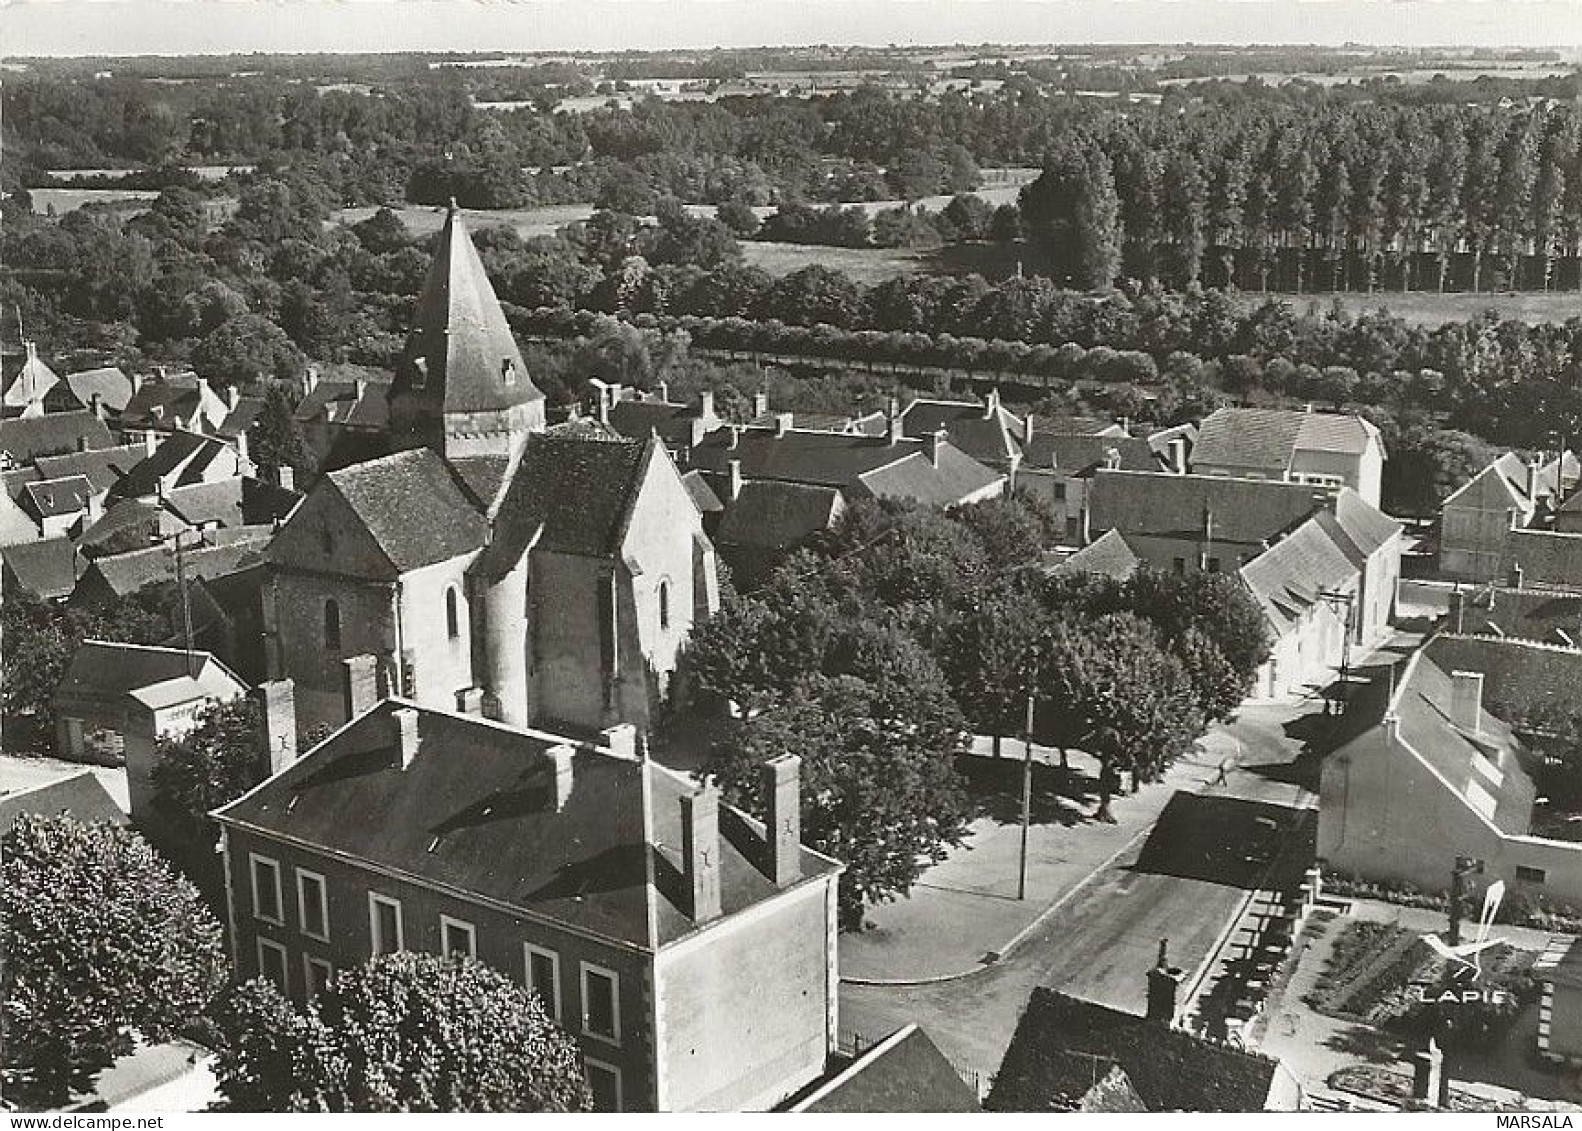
{"left": 1318, "top": 635, "right": 1582, "bottom": 903}
{"left": 0, "top": 410, "right": 115, "bottom": 468}
{"left": 213, "top": 693, "right": 843, "bottom": 1112}
{"left": 1189, "top": 407, "right": 1386, "bottom": 509}
{"left": 293, "top": 368, "right": 393, "bottom": 474}
{"left": 267, "top": 204, "right": 719, "bottom": 740}
{"left": 1021, "top": 432, "right": 1163, "bottom": 543}
{"left": 592, "top": 382, "right": 722, "bottom": 461}
{"left": 107, "top": 430, "right": 253, "bottom": 505}
{"left": 1447, "top": 583, "right": 1582, "bottom": 648}
{"left": 786, "top": 1025, "right": 980, "bottom": 1112}
{"left": 1085, "top": 471, "right": 1402, "bottom": 698}
{"left": 53, "top": 640, "right": 247, "bottom": 829}
{"left": 986, "top": 985, "right": 1299, "bottom": 1111}
{"left": 0, "top": 768, "right": 127, "bottom": 832}
{"left": 2, "top": 537, "right": 81, "bottom": 600}
{"left": 117, "top": 371, "right": 231, "bottom": 441}
{"left": 64, "top": 366, "right": 135, "bottom": 416}
{"left": 894, "top": 390, "right": 1025, "bottom": 478}
{"left": 1, "top": 342, "right": 78, "bottom": 417}
{"left": 1441, "top": 451, "right": 1580, "bottom": 582}
{"left": 1502, "top": 528, "right": 1582, "bottom": 592}
{"left": 18, "top": 474, "right": 94, "bottom": 539}
{"left": 1534, "top": 937, "right": 1582, "bottom": 1065}
{"left": 1051, "top": 528, "right": 1142, "bottom": 581}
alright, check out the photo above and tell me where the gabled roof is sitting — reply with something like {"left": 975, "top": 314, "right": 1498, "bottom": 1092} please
{"left": 0, "top": 411, "right": 115, "bottom": 464}
{"left": 315, "top": 448, "right": 488, "bottom": 575}
{"left": 1192, "top": 407, "right": 1379, "bottom": 472}
{"left": 79, "top": 534, "right": 268, "bottom": 600}
{"left": 680, "top": 469, "right": 723, "bottom": 515}
{"left": 1238, "top": 513, "right": 1360, "bottom": 632}
{"left": 108, "top": 431, "right": 236, "bottom": 501}
{"left": 689, "top": 428, "right": 921, "bottom": 489}
{"left": 1442, "top": 452, "right": 1531, "bottom": 513}
{"left": 215, "top": 700, "right": 840, "bottom": 950}
{"left": 35, "top": 443, "right": 144, "bottom": 494}
{"left": 606, "top": 399, "right": 707, "bottom": 448}
{"left": 1, "top": 537, "right": 82, "bottom": 600}
{"left": 2, "top": 346, "right": 61, "bottom": 411}
{"left": 1055, "top": 529, "right": 1141, "bottom": 580}
{"left": 22, "top": 475, "right": 92, "bottom": 520}
{"left": 215, "top": 395, "right": 265, "bottom": 439}
{"left": 855, "top": 443, "right": 1004, "bottom": 508}
{"left": 0, "top": 770, "right": 126, "bottom": 833}
{"left": 1024, "top": 433, "right": 1159, "bottom": 475}
{"left": 1504, "top": 528, "right": 1582, "bottom": 591}
{"left": 119, "top": 375, "right": 204, "bottom": 428}
{"left": 390, "top": 205, "right": 543, "bottom": 415}
{"left": 54, "top": 639, "right": 245, "bottom": 710}
{"left": 791, "top": 1025, "right": 980, "bottom": 1113}
{"left": 716, "top": 480, "right": 843, "bottom": 550}
{"left": 1088, "top": 470, "right": 1331, "bottom": 548}
{"left": 987, "top": 988, "right": 1283, "bottom": 1112}
{"left": 898, "top": 396, "right": 1022, "bottom": 465}
{"left": 294, "top": 375, "right": 392, "bottom": 430}
{"left": 1330, "top": 488, "right": 1403, "bottom": 559}
{"left": 475, "top": 433, "right": 653, "bottom": 574}
{"left": 64, "top": 366, "right": 134, "bottom": 413}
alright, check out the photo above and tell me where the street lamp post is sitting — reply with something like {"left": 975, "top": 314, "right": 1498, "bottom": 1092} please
{"left": 1019, "top": 689, "right": 1033, "bottom": 902}
{"left": 1318, "top": 588, "right": 1356, "bottom": 715}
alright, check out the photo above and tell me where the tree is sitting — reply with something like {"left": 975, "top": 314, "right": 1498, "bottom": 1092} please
{"left": 941, "top": 193, "right": 995, "bottom": 241}
{"left": 191, "top": 313, "right": 308, "bottom": 387}
{"left": 151, "top": 696, "right": 266, "bottom": 847}
{"left": 715, "top": 199, "right": 762, "bottom": 238}
{"left": 250, "top": 383, "right": 315, "bottom": 485}
{"left": 1122, "top": 569, "right": 1273, "bottom": 709}
{"left": 940, "top": 586, "right": 1048, "bottom": 757}
{"left": 2, "top": 814, "right": 227, "bottom": 1107}
{"left": 212, "top": 953, "right": 590, "bottom": 1112}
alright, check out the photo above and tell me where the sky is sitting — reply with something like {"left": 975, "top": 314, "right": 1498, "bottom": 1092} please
{"left": 4, "top": 0, "right": 1582, "bottom": 59}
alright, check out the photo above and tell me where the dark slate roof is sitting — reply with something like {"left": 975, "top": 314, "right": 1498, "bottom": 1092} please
{"left": 1088, "top": 470, "right": 1331, "bottom": 548}
{"left": 107, "top": 431, "right": 232, "bottom": 501}
{"left": 793, "top": 1025, "right": 981, "bottom": 1113}
{"left": 1192, "top": 407, "right": 1379, "bottom": 471}
{"left": 22, "top": 475, "right": 91, "bottom": 519}
{"left": 216, "top": 395, "right": 265, "bottom": 440}
{"left": 855, "top": 443, "right": 1004, "bottom": 508}
{"left": 321, "top": 448, "right": 488, "bottom": 573}
{"left": 80, "top": 534, "right": 268, "bottom": 599}
{"left": 0, "top": 411, "right": 115, "bottom": 463}
{"left": 716, "top": 481, "right": 842, "bottom": 549}
{"left": 475, "top": 434, "right": 653, "bottom": 573}
{"left": 606, "top": 399, "right": 701, "bottom": 447}
{"left": 1239, "top": 513, "right": 1359, "bottom": 632}
{"left": 1022, "top": 1052, "right": 1147, "bottom": 1113}
{"left": 1454, "top": 586, "right": 1582, "bottom": 646}
{"left": 64, "top": 367, "right": 134, "bottom": 413}
{"left": 215, "top": 700, "right": 840, "bottom": 949}
{"left": 987, "top": 989, "right": 1282, "bottom": 1113}
{"left": 1504, "top": 528, "right": 1582, "bottom": 590}
{"left": 1031, "top": 414, "right": 1125, "bottom": 437}
{"left": 1054, "top": 529, "right": 1141, "bottom": 580}
{"left": 680, "top": 469, "right": 723, "bottom": 515}
{"left": 688, "top": 428, "right": 923, "bottom": 490}
{"left": 54, "top": 640, "right": 241, "bottom": 701}
{"left": 448, "top": 455, "right": 512, "bottom": 510}
{"left": 77, "top": 498, "right": 168, "bottom": 557}
{"left": 294, "top": 376, "right": 392, "bottom": 430}
{"left": 898, "top": 397, "right": 1021, "bottom": 465}
{"left": 389, "top": 206, "right": 543, "bottom": 415}
{"left": 120, "top": 376, "right": 202, "bottom": 428}
{"left": 0, "top": 771, "right": 126, "bottom": 833}
{"left": 1023, "top": 433, "right": 1159, "bottom": 474}
{"left": 1, "top": 537, "right": 81, "bottom": 600}
{"left": 35, "top": 443, "right": 144, "bottom": 494}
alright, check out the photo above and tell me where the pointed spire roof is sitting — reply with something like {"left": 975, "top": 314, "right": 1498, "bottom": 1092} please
{"left": 393, "top": 204, "right": 542, "bottom": 415}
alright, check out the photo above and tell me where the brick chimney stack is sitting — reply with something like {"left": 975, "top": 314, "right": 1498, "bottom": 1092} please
{"left": 256, "top": 679, "right": 298, "bottom": 776}
{"left": 887, "top": 396, "right": 902, "bottom": 446}
{"left": 548, "top": 743, "right": 575, "bottom": 810}
{"left": 930, "top": 428, "right": 946, "bottom": 469}
{"left": 1022, "top": 412, "right": 1034, "bottom": 448}
{"left": 601, "top": 723, "right": 637, "bottom": 761}
{"left": 342, "top": 654, "right": 380, "bottom": 720}
{"left": 682, "top": 783, "right": 723, "bottom": 922}
{"left": 754, "top": 389, "right": 770, "bottom": 418}
{"left": 1145, "top": 938, "right": 1185, "bottom": 1025}
{"left": 394, "top": 706, "right": 421, "bottom": 770}
{"left": 728, "top": 458, "right": 743, "bottom": 501}
{"left": 764, "top": 755, "right": 801, "bottom": 887}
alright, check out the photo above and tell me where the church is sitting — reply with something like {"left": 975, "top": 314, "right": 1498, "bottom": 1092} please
{"left": 264, "top": 205, "right": 720, "bottom": 738}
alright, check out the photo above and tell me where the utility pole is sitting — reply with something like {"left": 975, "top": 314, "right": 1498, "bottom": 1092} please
{"left": 1019, "top": 689, "right": 1033, "bottom": 902}
{"left": 174, "top": 530, "right": 197, "bottom": 679}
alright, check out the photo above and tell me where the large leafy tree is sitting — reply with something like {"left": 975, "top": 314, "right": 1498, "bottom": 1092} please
{"left": 151, "top": 696, "right": 266, "bottom": 847}
{"left": 1121, "top": 569, "right": 1273, "bottom": 718}
{"left": 212, "top": 953, "right": 590, "bottom": 1113}
{"left": 191, "top": 313, "right": 308, "bottom": 387}
{"left": 2, "top": 814, "right": 227, "bottom": 1107}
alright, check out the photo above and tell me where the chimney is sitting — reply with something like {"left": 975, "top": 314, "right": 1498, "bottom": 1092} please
{"left": 1529, "top": 456, "right": 1544, "bottom": 505}
{"left": 601, "top": 722, "right": 637, "bottom": 760}
{"left": 154, "top": 365, "right": 167, "bottom": 382}
{"left": 354, "top": 377, "right": 367, "bottom": 402}
{"left": 1168, "top": 435, "right": 1188, "bottom": 474}
{"left": 689, "top": 417, "right": 709, "bottom": 447}
{"left": 1382, "top": 710, "right": 1401, "bottom": 745}
{"left": 727, "top": 425, "right": 740, "bottom": 450}
{"left": 277, "top": 465, "right": 295, "bottom": 493}
{"left": 1509, "top": 563, "right": 1525, "bottom": 590}
{"left": 227, "top": 385, "right": 241, "bottom": 411}
{"left": 304, "top": 365, "right": 319, "bottom": 395}
{"left": 682, "top": 784, "right": 723, "bottom": 922}
{"left": 764, "top": 755, "right": 801, "bottom": 886}
{"left": 455, "top": 686, "right": 485, "bottom": 715}
{"left": 132, "top": 370, "right": 145, "bottom": 394}
{"left": 85, "top": 490, "right": 104, "bottom": 525}
{"left": 393, "top": 706, "right": 421, "bottom": 770}
{"left": 596, "top": 385, "right": 611, "bottom": 427}
{"left": 77, "top": 434, "right": 91, "bottom": 453}
{"left": 1022, "top": 412, "right": 1034, "bottom": 447}
{"left": 930, "top": 428, "right": 946, "bottom": 469}
{"left": 257, "top": 679, "right": 298, "bottom": 775}
{"left": 342, "top": 653, "right": 380, "bottom": 720}
{"left": 984, "top": 388, "right": 1000, "bottom": 418}
{"left": 775, "top": 412, "right": 793, "bottom": 438}
{"left": 1451, "top": 670, "right": 1485, "bottom": 734}
{"left": 728, "top": 458, "right": 743, "bottom": 501}
{"left": 144, "top": 430, "right": 158, "bottom": 458}
{"left": 234, "top": 429, "right": 250, "bottom": 470}
{"left": 657, "top": 379, "right": 669, "bottom": 403}
{"left": 1145, "top": 938, "right": 1185, "bottom": 1025}
{"left": 548, "top": 743, "right": 575, "bottom": 810}
{"left": 89, "top": 392, "right": 104, "bottom": 421}
{"left": 698, "top": 390, "right": 716, "bottom": 421}
{"left": 887, "top": 397, "right": 902, "bottom": 446}
{"left": 754, "top": 389, "right": 770, "bottom": 417}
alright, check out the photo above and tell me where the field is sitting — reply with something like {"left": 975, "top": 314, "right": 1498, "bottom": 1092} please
{"left": 29, "top": 187, "right": 159, "bottom": 215}
{"left": 336, "top": 202, "right": 597, "bottom": 241}
{"left": 740, "top": 241, "right": 931, "bottom": 283}
{"left": 1227, "top": 289, "right": 1582, "bottom": 328}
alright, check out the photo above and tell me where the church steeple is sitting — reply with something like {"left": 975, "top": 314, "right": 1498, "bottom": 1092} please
{"left": 388, "top": 201, "right": 545, "bottom": 461}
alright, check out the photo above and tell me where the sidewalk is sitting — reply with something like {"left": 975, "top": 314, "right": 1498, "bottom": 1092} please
{"left": 840, "top": 736, "right": 1234, "bottom": 982}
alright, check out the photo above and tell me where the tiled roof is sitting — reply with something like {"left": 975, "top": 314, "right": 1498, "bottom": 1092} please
{"left": 1238, "top": 514, "right": 1359, "bottom": 632}
{"left": 680, "top": 469, "right": 723, "bottom": 515}
{"left": 108, "top": 431, "right": 234, "bottom": 501}
{"left": 120, "top": 377, "right": 202, "bottom": 428}
{"left": 1, "top": 537, "right": 81, "bottom": 600}
{"left": 1088, "top": 470, "right": 1330, "bottom": 548}
{"left": 855, "top": 443, "right": 1004, "bottom": 508}
{"left": 716, "top": 481, "right": 842, "bottom": 549}
{"left": 64, "top": 367, "right": 134, "bottom": 413}
{"left": 2, "top": 349, "right": 61, "bottom": 410}
{"left": 81, "top": 533, "right": 268, "bottom": 599}
{"left": 689, "top": 428, "right": 922, "bottom": 489}
{"left": 215, "top": 700, "right": 840, "bottom": 949}
{"left": 987, "top": 988, "right": 1282, "bottom": 1113}
{"left": 77, "top": 497, "right": 170, "bottom": 557}
{"left": 476, "top": 434, "right": 652, "bottom": 572}
{"left": 0, "top": 771, "right": 126, "bottom": 833}
{"left": 1192, "top": 407, "right": 1379, "bottom": 472}
{"left": 321, "top": 448, "right": 488, "bottom": 573}
{"left": 35, "top": 443, "right": 143, "bottom": 494}
{"left": 1504, "top": 528, "right": 1582, "bottom": 590}
{"left": 215, "top": 395, "right": 265, "bottom": 439}
{"left": 0, "top": 411, "right": 115, "bottom": 464}
{"left": 792, "top": 1025, "right": 980, "bottom": 1113}
{"left": 1023, "top": 433, "right": 1158, "bottom": 474}
{"left": 898, "top": 397, "right": 1022, "bottom": 465}
{"left": 1054, "top": 529, "right": 1141, "bottom": 580}
{"left": 294, "top": 377, "right": 392, "bottom": 430}
{"left": 1443, "top": 453, "right": 1530, "bottom": 513}
{"left": 22, "top": 475, "right": 91, "bottom": 519}
{"left": 1330, "top": 489, "right": 1403, "bottom": 559}
{"left": 54, "top": 639, "right": 244, "bottom": 704}
{"left": 606, "top": 399, "right": 701, "bottom": 447}
{"left": 1453, "top": 586, "right": 1582, "bottom": 646}
{"left": 390, "top": 206, "right": 543, "bottom": 415}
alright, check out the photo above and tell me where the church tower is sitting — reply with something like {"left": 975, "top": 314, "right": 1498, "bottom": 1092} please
{"left": 387, "top": 202, "right": 545, "bottom": 462}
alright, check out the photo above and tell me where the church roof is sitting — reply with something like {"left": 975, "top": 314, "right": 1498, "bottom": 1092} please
{"left": 391, "top": 205, "right": 543, "bottom": 416}
{"left": 319, "top": 448, "right": 488, "bottom": 574}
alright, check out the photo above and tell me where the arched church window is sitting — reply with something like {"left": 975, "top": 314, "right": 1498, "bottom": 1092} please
{"left": 658, "top": 579, "right": 671, "bottom": 632}
{"left": 445, "top": 586, "right": 460, "bottom": 639}
{"left": 324, "top": 599, "right": 342, "bottom": 652}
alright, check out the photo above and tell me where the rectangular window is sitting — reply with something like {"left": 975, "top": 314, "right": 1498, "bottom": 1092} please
{"left": 585, "top": 1059, "right": 622, "bottom": 1113}
{"left": 1172, "top": 557, "right": 1187, "bottom": 575}
{"left": 1207, "top": 557, "right": 1221, "bottom": 573}
{"left": 580, "top": 962, "right": 621, "bottom": 1045}
{"left": 440, "top": 915, "right": 476, "bottom": 960}
{"left": 1516, "top": 865, "right": 1547, "bottom": 885}
{"left": 369, "top": 892, "right": 404, "bottom": 955}
{"left": 525, "top": 944, "right": 561, "bottom": 1021}
{"left": 257, "top": 936, "right": 289, "bottom": 994}
{"left": 303, "top": 955, "right": 333, "bottom": 1000}
{"left": 296, "top": 869, "right": 329, "bottom": 942}
{"left": 250, "top": 854, "right": 283, "bottom": 925}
